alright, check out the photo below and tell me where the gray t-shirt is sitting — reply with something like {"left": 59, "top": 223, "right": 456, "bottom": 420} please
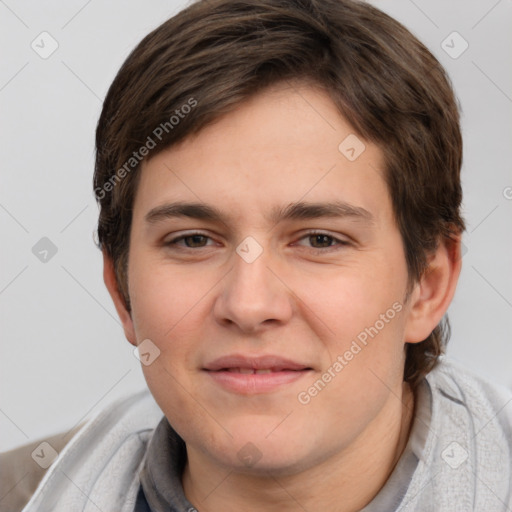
{"left": 136, "top": 357, "right": 512, "bottom": 511}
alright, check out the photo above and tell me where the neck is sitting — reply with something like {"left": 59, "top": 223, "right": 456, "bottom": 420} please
{"left": 182, "top": 382, "right": 415, "bottom": 512}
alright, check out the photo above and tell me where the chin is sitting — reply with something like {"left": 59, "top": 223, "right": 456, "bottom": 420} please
{"left": 213, "top": 425, "right": 313, "bottom": 472}
{"left": 233, "top": 450, "right": 317, "bottom": 478}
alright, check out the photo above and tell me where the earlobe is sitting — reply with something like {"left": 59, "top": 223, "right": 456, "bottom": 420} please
{"left": 102, "top": 251, "right": 137, "bottom": 346}
{"left": 403, "top": 235, "right": 462, "bottom": 343}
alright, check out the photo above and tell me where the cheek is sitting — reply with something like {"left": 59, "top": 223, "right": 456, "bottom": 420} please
{"left": 128, "top": 260, "right": 219, "bottom": 437}
{"left": 295, "top": 276, "right": 408, "bottom": 442}
{"left": 291, "top": 263, "right": 408, "bottom": 396}
{"left": 291, "top": 262, "right": 407, "bottom": 342}
{"left": 128, "top": 252, "right": 214, "bottom": 340}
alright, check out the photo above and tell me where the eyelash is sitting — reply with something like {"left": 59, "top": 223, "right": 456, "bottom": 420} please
{"left": 164, "top": 230, "right": 351, "bottom": 252}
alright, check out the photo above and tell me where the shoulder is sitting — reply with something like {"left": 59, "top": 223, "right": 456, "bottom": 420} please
{"left": 424, "top": 357, "right": 512, "bottom": 505}
{"left": 427, "top": 356, "right": 512, "bottom": 423}
{"left": 1, "top": 388, "right": 161, "bottom": 512}
{"left": 426, "top": 356, "right": 512, "bottom": 444}
{"left": 394, "top": 358, "right": 512, "bottom": 510}
{"left": 0, "top": 423, "right": 84, "bottom": 512}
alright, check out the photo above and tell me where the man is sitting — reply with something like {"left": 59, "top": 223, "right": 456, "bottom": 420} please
{"left": 3, "top": 0, "right": 512, "bottom": 510}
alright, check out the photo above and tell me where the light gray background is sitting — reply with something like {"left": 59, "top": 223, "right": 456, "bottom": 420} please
{"left": 1, "top": 0, "right": 511, "bottom": 452}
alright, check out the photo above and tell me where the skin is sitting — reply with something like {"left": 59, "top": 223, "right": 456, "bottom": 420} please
{"left": 104, "top": 80, "right": 461, "bottom": 511}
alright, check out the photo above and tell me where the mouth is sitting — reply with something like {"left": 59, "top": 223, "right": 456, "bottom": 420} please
{"left": 218, "top": 367, "right": 296, "bottom": 374}
{"left": 203, "top": 354, "right": 313, "bottom": 394}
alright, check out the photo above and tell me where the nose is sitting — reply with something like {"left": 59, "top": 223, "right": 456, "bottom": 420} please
{"left": 213, "top": 244, "right": 293, "bottom": 333}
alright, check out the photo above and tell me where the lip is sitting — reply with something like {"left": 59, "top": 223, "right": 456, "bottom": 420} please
{"left": 204, "top": 354, "right": 311, "bottom": 372}
{"left": 203, "top": 354, "right": 313, "bottom": 394}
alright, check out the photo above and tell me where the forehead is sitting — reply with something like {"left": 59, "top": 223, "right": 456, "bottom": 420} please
{"left": 133, "top": 81, "right": 390, "bottom": 225}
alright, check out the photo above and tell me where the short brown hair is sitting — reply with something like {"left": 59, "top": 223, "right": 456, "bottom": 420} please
{"left": 94, "top": 0, "right": 465, "bottom": 388}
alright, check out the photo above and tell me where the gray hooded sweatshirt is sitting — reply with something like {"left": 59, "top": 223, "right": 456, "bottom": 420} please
{"left": 20, "top": 357, "right": 512, "bottom": 512}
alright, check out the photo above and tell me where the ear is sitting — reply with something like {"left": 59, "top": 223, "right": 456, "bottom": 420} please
{"left": 102, "top": 250, "right": 137, "bottom": 346}
{"left": 403, "top": 234, "right": 462, "bottom": 343}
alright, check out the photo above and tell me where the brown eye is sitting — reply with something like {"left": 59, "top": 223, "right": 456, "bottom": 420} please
{"left": 165, "top": 232, "right": 214, "bottom": 248}
{"left": 294, "top": 231, "right": 350, "bottom": 251}
{"left": 308, "top": 234, "right": 335, "bottom": 248}
{"left": 181, "top": 234, "right": 209, "bottom": 247}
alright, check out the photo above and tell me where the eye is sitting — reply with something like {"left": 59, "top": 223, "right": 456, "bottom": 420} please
{"left": 164, "top": 231, "right": 350, "bottom": 252}
{"left": 295, "top": 231, "right": 350, "bottom": 250}
{"left": 165, "top": 232, "right": 215, "bottom": 248}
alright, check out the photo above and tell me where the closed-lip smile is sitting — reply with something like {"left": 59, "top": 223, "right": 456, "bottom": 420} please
{"left": 203, "top": 354, "right": 313, "bottom": 394}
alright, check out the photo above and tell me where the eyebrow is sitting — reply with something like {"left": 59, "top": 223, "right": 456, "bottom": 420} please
{"left": 144, "top": 200, "right": 375, "bottom": 226}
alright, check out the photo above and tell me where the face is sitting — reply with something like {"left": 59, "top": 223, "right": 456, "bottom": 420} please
{"left": 121, "top": 81, "right": 417, "bottom": 474}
